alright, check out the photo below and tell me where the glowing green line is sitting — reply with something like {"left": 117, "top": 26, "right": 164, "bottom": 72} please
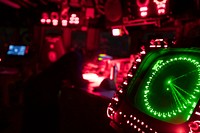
{"left": 172, "top": 69, "right": 198, "bottom": 82}
{"left": 171, "top": 87, "right": 179, "bottom": 108}
{"left": 172, "top": 85, "right": 187, "bottom": 105}
{"left": 170, "top": 84, "right": 182, "bottom": 108}
{"left": 172, "top": 84, "right": 191, "bottom": 96}
{"left": 171, "top": 84, "right": 188, "bottom": 109}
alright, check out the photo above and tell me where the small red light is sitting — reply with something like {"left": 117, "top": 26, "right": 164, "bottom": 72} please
{"left": 46, "top": 19, "right": 51, "bottom": 24}
{"left": 74, "top": 17, "right": 79, "bottom": 24}
{"left": 154, "top": 0, "right": 167, "bottom": 15}
{"left": 62, "top": 20, "right": 68, "bottom": 26}
{"left": 157, "top": 3, "right": 166, "bottom": 8}
{"left": 69, "top": 13, "right": 79, "bottom": 24}
{"left": 140, "top": 7, "right": 148, "bottom": 12}
{"left": 41, "top": 12, "right": 49, "bottom": 24}
{"left": 140, "top": 12, "right": 147, "bottom": 17}
{"left": 154, "top": 0, "right": 167, "bottom": 4}
{"left": 50, "top": 44, "right": 54, "bottom": 49}
{"left": 42, "top": 12, "right": 48, "bottom": 19}
{"left": 52, "top": 19, "right": 58, "bottom": 26}
{"left": 189, "top": 121, "right": 199, "bottom": 131}
{"left": 136, "top": 0, "right": 149, "bottom": 17}
{"left": 40, "top": 18, "right": 45, "bottom": 24}
{"left": 48, "top": 51, "right": 57, "bottom": 62}
{"left": 112, "top": 28, "right": 122, "bottom": 36}
{"left": 139, "top": 7, "right": 148, "bottom": 17}
{"left": 71, "top": 14, "right": 76, "bottom": 17}
{"left": 158, "top": 9, "right": 165, "bottom": 15}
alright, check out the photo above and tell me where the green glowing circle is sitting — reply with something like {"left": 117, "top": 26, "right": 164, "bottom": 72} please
{"left": 143, "top": 57, "right": 200, "bottom": 121}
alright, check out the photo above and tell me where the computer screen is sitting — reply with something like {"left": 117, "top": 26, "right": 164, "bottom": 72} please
{"left": 7, "top": 45, "right": 27, "bottom": 56}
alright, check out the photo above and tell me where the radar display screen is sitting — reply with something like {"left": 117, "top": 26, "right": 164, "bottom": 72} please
{"left": 128, "top": 48, "right": 200, "bottom": 124}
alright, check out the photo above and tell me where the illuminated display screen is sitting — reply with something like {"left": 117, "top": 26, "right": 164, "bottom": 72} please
{"left": 128, "top": 48, "right": 200, "bottom": 125}
{"left": 7, "top": 45, "right": 27, "bottom": 56}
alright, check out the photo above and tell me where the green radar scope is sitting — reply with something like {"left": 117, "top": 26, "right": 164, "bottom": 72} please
{"left": 128, "top": 48, "right": 200, "bottom": 124}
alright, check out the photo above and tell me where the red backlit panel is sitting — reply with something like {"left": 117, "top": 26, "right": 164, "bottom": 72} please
{"left": 40, "top": 12, "right": 82, "bottom": 27}
{"left": 137, "top": 0, "right": 149, "bottom": 17}
{"left": 123, "top": 0, "right": 169, "bottom": 20}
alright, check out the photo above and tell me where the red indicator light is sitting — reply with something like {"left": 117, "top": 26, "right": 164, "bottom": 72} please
{"left": 140, "top": 11, "right": 147, "bottom": 17}
{"left": 154, "top": 0, "right": 167, "bottom": 15}
{"left": 62, "top": 20, "right": 68, "bottom": 26}
{"left": 48, "top": 51, "right": 57, "bottom": 62}
{"left": 50, "top": 44, "right": 54, "bottom": 49}
{"left": 46, "top": 19, "right": 51, "bottom": 24}
{"left": 69, "top": 14, "right": 79, "bottom": 24}
{"left": 140, "top": 7, "right": 148, "bottom": 12}
{"left": 112, "top": 28, "right": 122, "bottom": 36}
{"left": 52, "top": 19, "right": 58, "bottom": 26}
{"left": 40, "top": 18, "right": 45, "bottom": 24}
{"left": 136, "top": 0, "right": 149, "bottom": 17}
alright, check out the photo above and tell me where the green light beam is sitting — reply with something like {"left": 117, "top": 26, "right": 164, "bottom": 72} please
{"left": 170, "top": 84, "right": 183, "bottom": 109}
{"left": 171, "top": 69, "right": 198, "bottom": 82}
{"left": 172, "top": 85, "right": 188, "bottom": 105}
{"left": 172, "top": 84, "right": 192, "bottom": 97}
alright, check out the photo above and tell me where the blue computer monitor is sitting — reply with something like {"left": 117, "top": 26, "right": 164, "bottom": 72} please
{"left": 7, "top": 45, "right": 27, "bottom": 56}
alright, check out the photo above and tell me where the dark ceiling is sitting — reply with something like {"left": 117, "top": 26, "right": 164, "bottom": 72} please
{"left": 0, "top": 0, "right": 59, "bottom": 9}
{"left": 0, "top": 0, "right": 108, "bottom": 28}
{"left": 0, "top": 0, "right": 64, "bottom": 27}
{"left": 0, "top": 0, "right": 199, "bottom": 28}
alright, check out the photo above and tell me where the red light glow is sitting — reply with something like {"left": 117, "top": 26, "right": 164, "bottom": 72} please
{"left": 51, "top": 12, "right": 59, "bottom": 20}
{"left": 46, "top": 19, "right": 51, "bottom": 24}
{"left": 140, "top": 12, "right": 148, "bottom": 17}
{"left": 82, "top": 73, "right": 104, "bottom": 87}
{"left": 140, "top": 50, "right": 146, "bottom": 54}
{"left": 139, "top": 6, "right": 148, "bottom": 17}
{"left": 69, "top": 14, "right": 79, "bottom": 24}
{"left": 83, "top": 73, "right": 98, "bottom": 82}
{"left": 50, "top": 44, "right": 54, "bottom": 49}
{"left": 154, "top": 0, "right": 167, "bottom": 15}
{"left": 136, "top": 0, "right": 149, "bottom": 17}
{"left": 107, "top": 106, "right": 114, "bottom": 118}
{"left": 153, "top": 0, "right": 167, "bottom": 5}
{"left": 86, "top": 8, "right": 95, "bottom": 19}
{"left": 52, "top": 19, "right": 58, "bottom": 26}
{"left": 175, "top": 127, "right": 186, "bottom": 133}
{"left": 158, "top": 9, "right": 165, "bottom": 14}
{"left": 74, "top": 17, "right": 79, "bottom": 24}
{"left": 136, "top": 0, "right": 150, "bottom": 7}
{"left": 40, "top": 18, "right": 45, "bottom": 24}
{"left": 140, "top": 7, "right": 148, "bottom": 12}
{"left": 48, "top": 51, "right": 57, "bottom": 62}
{"left": 41, "top": 12, "right": 49, "bottom": 23}
{"left": 157, "top": 3, "right": 166, "bottom": 8}
{"left": 112, "top": 28, "right": 122, "bottom": 36}
{"left": 62, "top": 20, "right": 68, "bottom": 26}
{"left": 189, "top": 121, "right": 200, "bottom": 132}
{"left": 150, "top": 45, "right": 156, "bottom": 47}
{"left": 164, "top": 45, "right": 168, "bottom": 48}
